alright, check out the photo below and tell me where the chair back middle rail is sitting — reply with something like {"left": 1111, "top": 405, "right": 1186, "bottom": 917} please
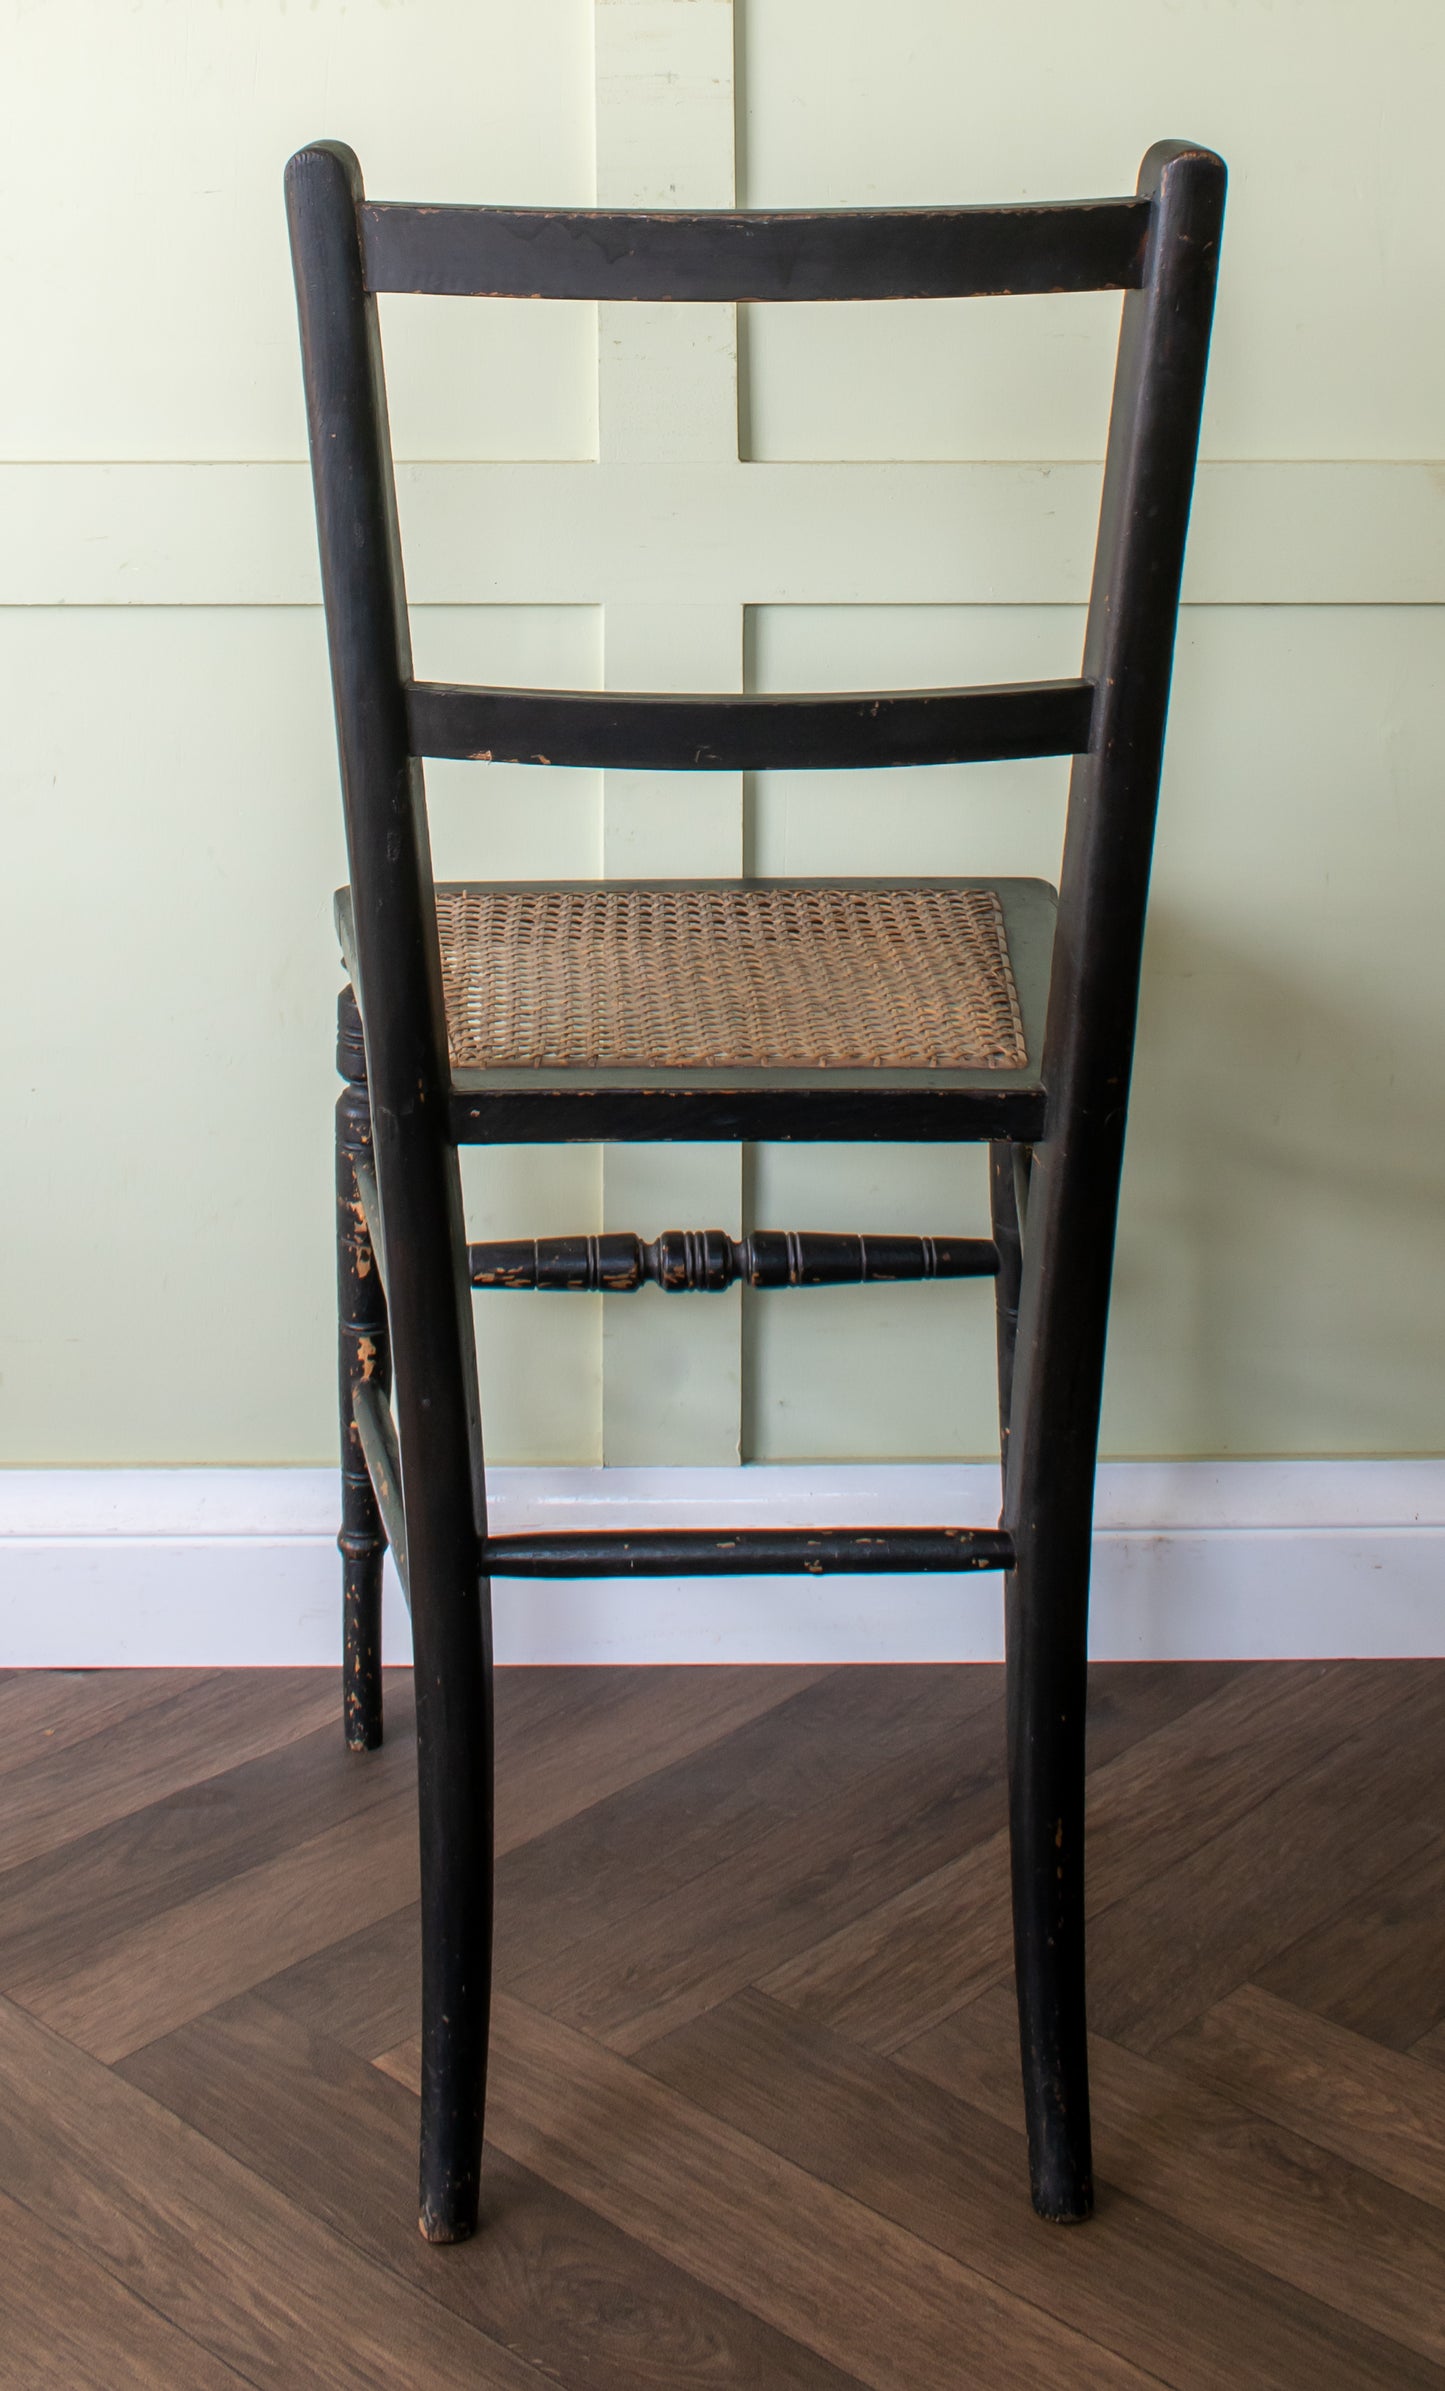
{"left": 406, "top": 677, "right": 1094, "bottom": 774}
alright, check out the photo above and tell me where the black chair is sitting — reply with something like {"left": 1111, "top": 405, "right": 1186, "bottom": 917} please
{"left": 286, "top": 139, "right": 1225, "bottom": 2243}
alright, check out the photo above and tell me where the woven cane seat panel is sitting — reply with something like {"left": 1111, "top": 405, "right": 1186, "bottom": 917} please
{"left": 435, "top": 885, "right": 1028, "bottom": 1074}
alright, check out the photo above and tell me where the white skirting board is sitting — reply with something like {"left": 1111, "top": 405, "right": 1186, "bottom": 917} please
{"left": 1, "top": 1461, "right": 1443, "bottom": 1666}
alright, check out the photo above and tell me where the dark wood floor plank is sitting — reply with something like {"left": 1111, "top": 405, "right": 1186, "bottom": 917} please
{"left": 763, "top": 1661, "right": 1425, "bottom": 2051}
{"left": 12, "top": 1784, "right": 421, "bottom": 2061}
{"left": 523, "top": 1661, "right": 1233, "bottom": 1978}
{"left": 121, "top": 1992, "right": 866, "bottom": 2391}
{"left": 0, "top": 1667, "right": 210, "bottom": 1780}
{"left": 0, "top": 1667, "right": 338, "bottom": 1874}
{"left": 376, "top": 1994, "right": 1165, "bottom": 2391}
{"left": 1085, "top": 1735, "right": 1441, "bottom": 2051}
{"left": 504, "top": 1672, "right": 1012, "bottom": 2052}
{"left": 255, "top": 1667, "right": 1225, "bottom": 2067}
{"left": 501, "top": 1663, "right": 1224, "bottom": 2055}
{"left": 638, "top": 1986, "right": 1443, "bottom": 2391}
{"left": 0, "top": 1993, "right": 552, "bottom": 2391}
{"left": 252, "top": 1668, "right": 860, "bottom": 2061}
{"left": 1413, "top": 2020, "right": 1445, "bottom": 2070}
{"left": 9, "top": 1660, "right": 1442, "bottom": 2386}
{"left": 259, "top": 1899, "right": 422, "bottom": 2059}
{"left": 0, "top": 2188, "right": 256, "bottom": 2390}
{"left": 1160, "top": 1985, "right": 1445, "bottom": 2211}
{"left": 1255, "top": 1836, "right": 1445, "bottom": 2049}
{"left": 902, "top": 1983, "right": 1445, "bottom": 2368}
{"left": 259, "top": 1673, "right": 993, "bottom": 2061}
{"left": 499, "top": 1664, "right": 1004, "bottom": 1992}
{"left": 493, "top": 1662, "right": 829, "bottom": 1855}
{"left": 0, "top": 1685, "right": 418, "bottom": 1999}
{"left": 1293, "top": 1663, "right": 1445, "bottom": 1835}
{"left": 1079, "top": 1659, "right": 1246, "bottom": 1757}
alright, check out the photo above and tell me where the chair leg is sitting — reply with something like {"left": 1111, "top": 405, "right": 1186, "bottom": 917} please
{"left": 1000, "top": 1140, "right": 1097, "bottom": 2224}
{"left": 336, "top": 987, "right": 389, "bottom": 1753}
{"left": 413, "top": 1584, "right": 493, "bottom": 2243}
{"left": 379, "top": 1120, "right": 493, "bottom": 2243}
{"left": 1004, "top": 1519, "right": 1094, "bottom": 2220}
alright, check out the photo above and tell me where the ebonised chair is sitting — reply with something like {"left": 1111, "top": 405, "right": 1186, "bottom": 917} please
{"left": 287, "top": 139, "right": 1225, "bottom": 2243}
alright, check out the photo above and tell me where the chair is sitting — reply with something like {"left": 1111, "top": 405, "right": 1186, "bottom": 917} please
{"left": 286, "top": 138, "right": 1225, "bottom": 2243}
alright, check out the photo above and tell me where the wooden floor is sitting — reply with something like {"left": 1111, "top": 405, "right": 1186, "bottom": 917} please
{"left": 4, "top": 1660, "right": 1445, "bottom": 2387}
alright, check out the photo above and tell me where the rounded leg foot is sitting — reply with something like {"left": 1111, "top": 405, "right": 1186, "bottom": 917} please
{"left": 418, "top": 2200, "right": 479, "bottom": 2246}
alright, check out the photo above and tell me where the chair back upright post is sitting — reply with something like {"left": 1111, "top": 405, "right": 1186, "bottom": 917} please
{"left": 1002, "top": 140, "right": 1226, "bottom": 2220}
{"left": 286, "top": 139, "right": 494, "bottom": 2245}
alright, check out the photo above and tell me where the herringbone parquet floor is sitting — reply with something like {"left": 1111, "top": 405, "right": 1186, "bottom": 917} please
{"left": 3, "top": 1659, "right": 1445, "bottom": 2387}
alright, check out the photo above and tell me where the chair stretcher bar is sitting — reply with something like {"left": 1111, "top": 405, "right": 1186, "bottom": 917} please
{"left": 352, "top": 1379, "right": 408, "bottom": 1604}
{"left": 352, "top": 1385, "right": 1011, "bottom": 1583}
{"left": 480, "top": 1527, "right": 1015, "bottom": 1577}
{"left": 468, "top": 1229, "right": 1000, "bottom": 1293}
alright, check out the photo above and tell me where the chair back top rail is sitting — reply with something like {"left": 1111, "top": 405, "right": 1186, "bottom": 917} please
{"left": 361, "top": 198, "right": 1151, "bottom": 303}
{"left": 406, "top": 676, "right": 1094, "bottom": 774}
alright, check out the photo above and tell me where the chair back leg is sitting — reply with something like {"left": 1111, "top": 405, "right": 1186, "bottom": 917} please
{"left": 383, "top": 1129, "right": 494, "bottom": 2244}
{"left": 1001, "top": 1124, "right": 1122, "bottom": 2221}
{"left": 1003, "top": 1541, "right": 1094, "bottom": 2220}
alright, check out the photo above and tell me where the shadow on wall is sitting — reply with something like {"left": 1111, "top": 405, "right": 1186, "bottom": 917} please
{"left": 1109, "top": 906, "right": 1445, "bottom": 1457}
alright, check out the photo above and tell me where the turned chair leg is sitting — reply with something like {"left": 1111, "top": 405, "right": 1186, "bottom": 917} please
{"left": 336, "top": 985, "right": 389, "bottom": 1752}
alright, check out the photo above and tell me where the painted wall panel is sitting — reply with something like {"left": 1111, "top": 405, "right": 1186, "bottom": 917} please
{"left": 3, "top": 0, "right": 1441, "bottom": 1473}
{"left": 741, "top": 0, "right": 1445, "bottom": 460}
{"left": 0, "top": 605, "right": 600, "bottom": 1464}
{"left": 744, "top": 606, "right": 1445, "bottom": 1461}
{"left": 0, "top": 0, "right": 597, "bottom": 460}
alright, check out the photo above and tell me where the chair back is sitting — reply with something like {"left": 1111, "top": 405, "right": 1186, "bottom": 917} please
{"left": 286, "top": 142, "right": 1226, "bottom": 1153}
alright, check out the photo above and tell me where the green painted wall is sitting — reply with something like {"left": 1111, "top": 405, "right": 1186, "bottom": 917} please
{"left": 3, "top": 0, "right": 1442, "bottom": 1464}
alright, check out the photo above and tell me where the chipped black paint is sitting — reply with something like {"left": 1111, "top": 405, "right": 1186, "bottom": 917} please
{"left": 360, "top": 197, "right": 1152, "bottom": 303}
{"left": 468, "top": 1227, "right": 1000, "bottom": 1293}
{"left": 407, "top": 678, "right": 1095, "bottom": 775}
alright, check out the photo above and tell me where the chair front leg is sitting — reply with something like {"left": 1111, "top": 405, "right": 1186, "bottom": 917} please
{"left": 336, "top": 985, "right": 390, "bottom": 1752}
